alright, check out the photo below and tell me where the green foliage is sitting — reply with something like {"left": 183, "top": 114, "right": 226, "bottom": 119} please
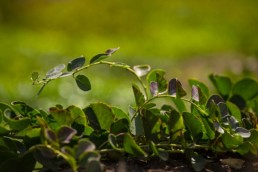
{"left": 0, "top": 48, "right": 256, "bottom": 171}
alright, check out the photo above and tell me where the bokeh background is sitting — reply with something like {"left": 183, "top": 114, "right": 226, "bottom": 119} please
{"left": 0, "top": 0, "right": 257, "bottom": 110}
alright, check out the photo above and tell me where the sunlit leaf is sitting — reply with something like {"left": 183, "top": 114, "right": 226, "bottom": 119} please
{"left": 171, "top": 97, "right": 186, "bottom": 113}
{"left": 46, "top": 64, "right": 65, "bottom": 79}
{"left": 133, "top": 65, "right": 151, "bottom": 77}
{"left": 49, "top": 107, "right": 73, "bottom": 126}
{"left": 226, "top": 101, "right": 242, "bottom": 123}
{"left": 235, "top": 127, "right": 251, "bottom": 138}
{"left": 67, "top": 56, "right": 85, "bottom": 71}
{"left": 123, "top": 133, "right": 147, "bottom": 157}
{"left": 221, "top": 131, "right": 243, "bottom": 149}
{"left": 75, "top": 75, "right": 91, "bottom": 91}
{"left": 209, "top": 74, "right": 232, "bottom": 99}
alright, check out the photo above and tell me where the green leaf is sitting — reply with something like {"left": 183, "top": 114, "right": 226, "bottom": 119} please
{"left": 171, "top": 98, "right": 186, "bottom": 113}
{"left": 146, "top": 69, "right": 165, "bottom": 84}
{"left": 150, "top": 141, "right": 169, "bottom": 161}
{"left": 84, "top": 103, "right": 115, "bottom": 131}
{"left": 31, "top": 72, "right": 39, "bottom": 81}
{"left": 168, "top": 109, "right": 184, "bottom": 141}
{"left": 236, "top": 141, "right": 257, "bottom": 155}
{"left": 111, "top": 118, "right": 129, "bottom": 134}
{"left": 111, "top": 106, "right": 130, "bottom": 122}
{"left": 168, "top": 78, "right": 187, "bottom": 98}
{"left": 90, "top": 54, "right": 108, "bottom": 64}
{"left": 123, "top": 133, "right": 147, "bottom": 157}
{"left": 156, "top": 73, "right": 167, "bottom": 93}
{"left": 108, "top": 134, "right": 119, "bottom": 149}
{"left": 46, "top": 64, "right": 65, "bottom": 79}
{"left": 221, "top": 131, "right": 243, "bottom": 149}
{"left": 232, "top": 78, "right": 258, "bottom": 101}
{"left": 75, "top": 75, "right": 91, "bottom": 91}
{"left": 132, "top": 84, "right": 145, "bottom": 106}
{"left": 200, "top": 116, "right": 215, "bottom": 140}
{"left": 129, "top": 106, "right": 144, "bottom": 136}
{"left": 3, "top": 109, "right": 31, "bottom": 131}
{"left": 67, "top": 56, "right": 85, "bottom": 71}
{"left": 226, "top": 101, "right": 242, "bottom": 122}
{"left": 133, "top": 65, "right": 151, "bottom": 77}
{"left": 67, "top": 105, "right": 87, "bottom": 135}
{"left": 49, "top": 107, "right": 73, "bottom": 126}
{"left": 182, "top": 112, "right": 203, "bottom": 140}
{"left": 209, "top": 74, "right": 232, "bottom": 99}
{"left": 142, "top": 109, "right": 161, "bottom": 141}
{"left": 246, "top": 129, "right": 258, "bottom": 149}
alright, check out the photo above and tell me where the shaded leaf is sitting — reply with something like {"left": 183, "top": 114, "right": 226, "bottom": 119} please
{"left": 67, "top": 56, "right": 85, "bottom": 71}
{"left": 182, "top": 112, "right": 203, "bottom": 140}
{"left": 108, "top": 134, "right": 119, "bottom": 149}
{"left": 188, "top": 79, "right": 209, "bottom": 98}
{"left": 57, "top": 126, "right": 77, "bottom": 144}
{"left": 84, "top": 159, "right": 102, "bottom": 172}
{"left": 76, "top": 139, "right": 96, "bottom": 158}
{"left": 221, "top": 132, "right": 243, "bottom": 149}
{"left": 45, "top": 128, "right": 57, "bottom": 143}
{"left": 132, "top": 84, "right": 145, "bottom": 106}
{"left": 133, "top": 65, "right": 151, "bottom": 77}
{"left": 190, "top": 152, "right": 207, "bottom": 172}
{"left": 213, "top": 121, "right": 224, "bottom": 134}
{"left": 123, "top": 133, "right": 147, "bottom": 157}
{"left": 246, "top": 129, "right": 258, "bottom": 149}
{"left": 31, "top": 72, "right": 39, "bottom": 81}
{"left": 168, "top": 109, "right": 184, "bottom": 141}
{"left": 168, "top": 78, "right": 187, "bottom": 98}
{"left": 75, "top": 75, "right": 91, "bottom": 91}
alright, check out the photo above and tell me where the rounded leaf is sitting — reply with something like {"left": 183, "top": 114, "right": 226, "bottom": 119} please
{"left": 75, "top": 75, "right": 91, "bottom": 91}
{"left": 67, "top": 56, "right": 85, "bottom": 71}
{"left": 31, "top": 72, "right": 39, "bottom": 81}
{"left": 232, "top": 78, "right": 258, "bottom": 101}
{"left": 57, "top": 126, "right": 77, "bottom": 144}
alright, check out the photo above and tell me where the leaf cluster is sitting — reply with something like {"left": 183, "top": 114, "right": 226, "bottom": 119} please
{"left": 0, "top": 48, "right": 257, "bottom": 171}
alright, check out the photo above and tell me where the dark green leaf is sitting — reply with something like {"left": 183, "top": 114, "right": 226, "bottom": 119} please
{"left": 67, "top": 105, "right": 87, "bottom": 134}
{"left": 182, "top": 112, "right": 203, "bottom": 140}
{"left": 67, "top": 56, "right": 85, "bottom": 71}
{"left": 132, "top": 84, "right": 145, "bottom": 106}
{"left": 168, "top": 110, "right": 184, "bottom": 141}
{"left": 129, "top": 106, "right": 144, "bottom": 136}
{"left": 90, "top": 54, "right": 108, "bottom": 64}
{"left": 146, "top": 69, "right": 165, "bottom": 84}
{"left": 236, "top": 141, "right": 257, "bottom": 155}
{"left": 142, "top": 109, "right": 161, "bottom": 141}
{"left": 209, "top": 74, "right": 232, "bottom": 99}
{"left": 123, "top": 133, "right": 147, "bottom": 157}
{"left": 156, "top": 72, "right": 167, "bottom": 93}
{"left": 168, "top": 78, "right": 187, "bottom": 98}
{"left": 108, "top": 134, "right": 119, "bottom": 149}
{"left": 232, "top": 78, "right": 258, "bottom": 101}
{"left": 75, "top": 74, "right": 91, "bottom": 91}
{"left": 57, "top": 126, "right": 77, "bottom": 144}
{"left": 133, "top": 65, "right": 151, "bottom": 77}
{"left": 111, "top": 118, "right": 129, "bottom": 134}
{"left": 111, "top": 106, "right": 130, "bottom": 122}
{"left": 31, "top": 72, "right": 39, "bottom": 81}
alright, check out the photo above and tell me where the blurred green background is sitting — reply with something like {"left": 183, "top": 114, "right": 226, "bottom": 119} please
{"left": 0, "top": 0, "right": 257, "bottom": 110}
